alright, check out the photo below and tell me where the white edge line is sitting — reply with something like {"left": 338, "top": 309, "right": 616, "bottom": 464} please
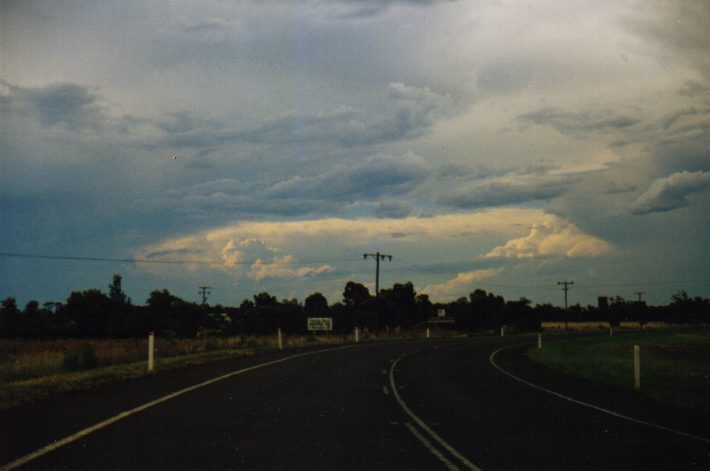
{"left": 405, "top": 422, "right": 460, "bottom": 471}
{"left": 389, "top": 355, "right": 481, "bottom": 471}
{"left": 1, "top": 344, "right": 357, "bottom": 471}
{"left": 489, "top": 344, "right": 710, "bottom": 444}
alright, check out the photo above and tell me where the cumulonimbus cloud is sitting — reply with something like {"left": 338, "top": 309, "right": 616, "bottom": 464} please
{"left": 485, "top": 215, "right": 611, "bottom": 259}
{"left": 421, "top": 268, "right": 502, "bottom": 300}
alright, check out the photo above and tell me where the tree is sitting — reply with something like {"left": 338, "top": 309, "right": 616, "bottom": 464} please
{"left": 343, "top": 282, "right": 371, "bottom": 307}
{"left": 108, "top": 274, "right": 129, "bottom": 305}
{"left": 61, "top": 289, "right": 112, "bottom": 337}
{"left": 107, "top": 274, "right": 131, "bottom": 337}
{"left": 305, "top": 292, "right": 329, "bottom": 317}
{"left": 253, "top": 292, "right": 278, "bottom": 307}
{"left": 0, "top": 297, "right": 20, "bottom": 338}
{"left": 145, "top": 289, "right": 205, "bottom": 337}
{"left": 20, "top": 300, "right": 45, "bottom": 337}
{"left": 379, "top": 282, "right": 417, "bottom": 328}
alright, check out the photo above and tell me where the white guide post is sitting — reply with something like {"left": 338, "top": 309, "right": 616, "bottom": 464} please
{"left": 277, "top": 327, "right": 283, "bottom": 350}
{"left": 538, "top": 333, "right": 542, "bottom": 349}
{"left": 355, "top": 327, "right": 359, "bottom": 343}
{"left": 500, "top": 326, "right": 505, "bottom": 337}
{"left": 426, "top": 327, "right": 430, "bottom": 339}
{"left": 634, "top": 345, "right": 641, "bottom": 390}
{"left": 610, "top": 326, "right": 614, "bottom": 337}
{"left": 148, "top": 332, "right": 155, "bottom": 373}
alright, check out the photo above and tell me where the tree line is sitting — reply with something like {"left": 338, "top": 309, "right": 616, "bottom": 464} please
{"left": 1, "top": 274, "right": 708, "bottom": 339}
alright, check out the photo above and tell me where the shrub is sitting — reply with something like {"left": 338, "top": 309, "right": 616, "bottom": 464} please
{"left": 63, "top": 344, "right": 99, "bottom": 372}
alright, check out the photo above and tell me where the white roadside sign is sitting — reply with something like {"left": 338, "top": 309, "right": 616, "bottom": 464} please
{"left": 307, "top": 317, "right": 333, "bottom": 331}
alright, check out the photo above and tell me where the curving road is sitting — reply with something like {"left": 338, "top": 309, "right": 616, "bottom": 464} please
{"left": 1, "top": 336, "right": 708, "bottom": 470}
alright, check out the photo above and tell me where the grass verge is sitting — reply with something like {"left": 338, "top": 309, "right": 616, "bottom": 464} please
{"left": 0, "top": 347, "right": 262, "bottom": 410}
{"left": 0, "top": 330, "right": 453, "bottom": 410}
{"left": 528, "top": 329, "right": 710, "bottom": 413}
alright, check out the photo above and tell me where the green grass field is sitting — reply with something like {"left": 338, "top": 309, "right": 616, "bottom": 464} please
{"left": 528, "top": 329, "right": 710, "bottom": 413}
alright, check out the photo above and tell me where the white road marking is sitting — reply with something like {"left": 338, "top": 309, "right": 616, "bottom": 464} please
{"left": 489, "top": 344, "right": 710, "bottom": 444}
{"left": 1, "top": 345, "right": 357, "bottom": 471}
{"left": 389, "top": 355, "right": 480, "bottom": 471}
{"left": 405, "top": 422, "right": 460, "bottom": 471}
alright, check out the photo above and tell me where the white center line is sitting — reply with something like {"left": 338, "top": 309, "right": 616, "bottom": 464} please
{"left": 389, "top": 354, "right": 481, "bottom": 471}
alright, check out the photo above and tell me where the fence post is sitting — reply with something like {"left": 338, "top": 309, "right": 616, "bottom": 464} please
{"left": 538, "top": 333, "right": 542, "bottom": 349}
{"left": 634, "top": 345, "right": 641, "bottom": 390}
{"left": 277, "top": 327, "right": 283, "bottom": 350}
{"left": 148, "top": 332, "right": 155, "bottom": 373}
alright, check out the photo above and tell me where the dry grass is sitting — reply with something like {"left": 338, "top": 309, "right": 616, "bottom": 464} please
{"left": 0, "top": 328, "right": 467, "bottom": 409}
{"left": 541, "top": 321, "right": 671, "bottom": 331}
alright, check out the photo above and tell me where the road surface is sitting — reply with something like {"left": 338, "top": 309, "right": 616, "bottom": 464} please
{"left": 1, "top": 335, "right": 708, "bottom": 469}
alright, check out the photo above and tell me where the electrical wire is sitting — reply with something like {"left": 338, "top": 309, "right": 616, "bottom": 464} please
{"left": 1, "top": 251, "right": 707, "bottom": 290}
{"left": 0, "top": 252, "right": 362, "bottom": 267}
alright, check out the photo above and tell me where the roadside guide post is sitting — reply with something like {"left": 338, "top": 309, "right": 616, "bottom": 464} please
{"left": 634, "top": 345, "right": 641, "bottom": 390}
{"left": 277, "top": 327, "right": 283, "bottom": 350}
{"left": 538, "top": 333, "right": 542, "bottom": 349}
{"left": 355, "top": 327, "right": 359, "bottom": 343}
{"left": 148, "top": 332, "right": 155, "bottom": 373}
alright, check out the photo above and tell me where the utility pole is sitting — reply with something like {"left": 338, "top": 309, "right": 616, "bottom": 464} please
{"left": 198, "top": 286, "right": 211, "bottom": 306}
{"left": 363, "top": 252, "right": 392, "bottom": 296}
{"left": 634, "top": 291, "right": 645, "bottom": 303}
{"left": 557, "top": 280, "right": 574, "bottom": 330}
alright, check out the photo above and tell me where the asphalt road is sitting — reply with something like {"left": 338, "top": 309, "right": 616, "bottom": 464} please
{"left": 1, "top": 335, "right": 709, "bottom": 470}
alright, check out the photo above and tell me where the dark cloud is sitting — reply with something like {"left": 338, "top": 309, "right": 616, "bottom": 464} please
{"left": 164, "top": 152, "right": 431, "bottom": 220}
{"left": 438, "top": 175, "right": 577, "bottom": 209}
{"left": 335, "top": 0, "right": 456, "bottom": 17}
{"left": 626, "top": 1, "right": 710, "bottom": 80}
{"left": 182, "top": 18, "right": 232, "bottom": 34}
{"left": 144, "top": 83, "right": 451, "bottom": 154}
{"left": 0, "top": 81, "right": 106, "bottom": 132}
{"left": 374, "top": 199, "right": 415, "bottom": 218}
{"left": 265, "top": 152, "right": 430, "bottom": 200}
{"left": 519, "top": 107, "right": 640, "bottom": 138}
{"left": 630, "top": 170, "right": 710, "bottom": 215}
{"left": 241, "top": 83, "right": 452, "bottom": 147}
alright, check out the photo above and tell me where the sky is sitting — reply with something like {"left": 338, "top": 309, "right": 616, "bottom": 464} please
{"left": 1, "top": 0, "right": 708, "bottom": 309}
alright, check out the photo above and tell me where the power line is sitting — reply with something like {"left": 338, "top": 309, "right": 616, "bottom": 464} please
{"left": 2, "top": 251, "right": 707, "bottom": 293}
{"left": 0, "top": 252, "right": 360, "bottom": 267}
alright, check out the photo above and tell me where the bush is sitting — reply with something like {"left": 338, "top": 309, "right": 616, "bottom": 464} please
{"left": 63, "top": 344, "right": 99, "bottom": 372}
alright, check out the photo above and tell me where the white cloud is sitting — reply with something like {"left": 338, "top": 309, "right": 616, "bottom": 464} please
{"left": 486, "top": 216, "right": 611, "bottom": 259}
{"left": 630, "top": 170, "right": 710, "bottom": 214}
{"left": 249, "top": 256, "right": 333, "bottom": 282}
{"left": 421, "top": 269, "right": 502, "bottom": 301}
